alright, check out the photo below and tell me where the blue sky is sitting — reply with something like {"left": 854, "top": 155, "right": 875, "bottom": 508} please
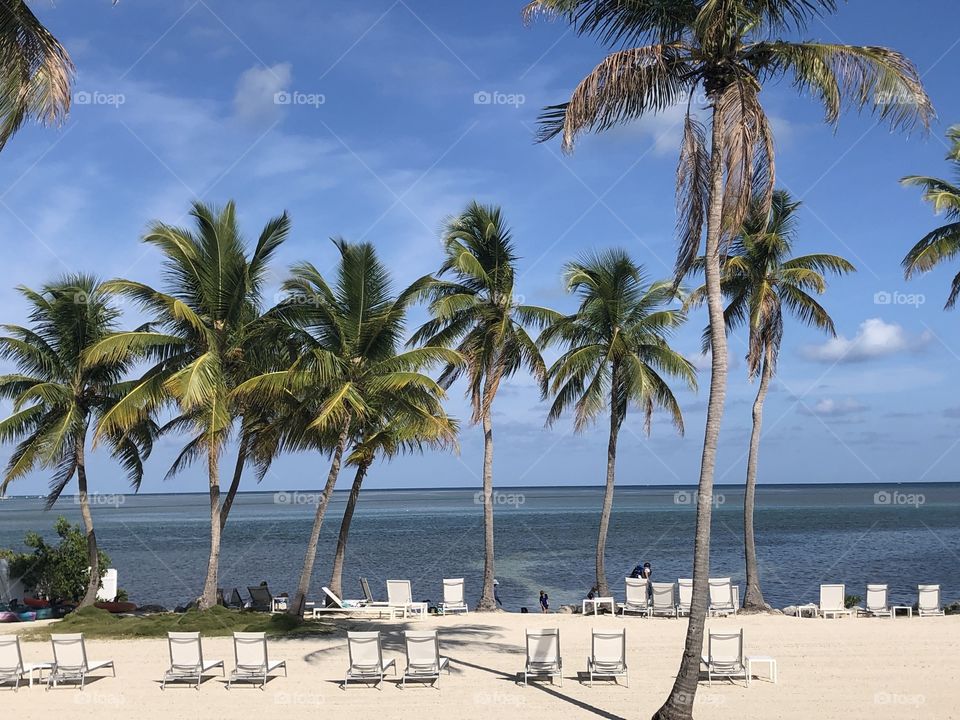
{"left": 2, "top": 0, "right": 959, "bottom": 495}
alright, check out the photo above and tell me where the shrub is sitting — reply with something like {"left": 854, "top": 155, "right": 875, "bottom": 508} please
{"left": 844, "top": 594, "right": 862, "bottom": 609}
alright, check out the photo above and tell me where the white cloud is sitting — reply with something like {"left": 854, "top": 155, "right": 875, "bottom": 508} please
{"left": 801, "top": 318, "right": 930, "bottom": 363}
{"left": 233, "top": 63, "right": 292, "bottom": 125}
{"left": 801, "top": 398, "right": 867, "bottom": 417}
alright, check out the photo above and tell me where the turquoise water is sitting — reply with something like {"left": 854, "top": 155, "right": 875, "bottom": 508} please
{"left": 1, "top": 483, "right": 957, "bottom": 610}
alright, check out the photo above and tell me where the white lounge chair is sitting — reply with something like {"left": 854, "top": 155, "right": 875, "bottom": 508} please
{"left": 523, "top": 628, "right": 562, "bottom": 687}
{"left": 708, "top": 578, "right": 737, "bottom": 617}
{"left": 0, "top": 635, "right": 50, "bottom": 690}
{"left": 918, "top": 585, "right": 945, "bottom": 617}
{"left": 312, "top": 587, "right": 391, "bottom": 619}
{"left": 227, "top": 632, "right": 286, "bottom": 689}
{"left": 401, "top": 630, "right": 450, "bottom": 688}
{"left": 440, "top": 578, "right": 468, "bottom": 615}
{"left": 650, "top": 582, "right": 677, "bottom": 617}
{"left": 162, "top": 632, "right": 224, "bottom": 690}
{"left": 586, "top": 629, "right": 627, "bottom": 687}
{"left": 701, "top": 629, "right": 747, "bottom": 687}
{"left": 861, "top": 584, "right": 893, "bottom": 619}
{"left": 343, "top": 631, "right": 396, "bottom": 690}
{"left": 387, "top": 579, "right": 426, "bottom": 619}
{"left": 48, "top": 633, "right": 115, "bottom": 689}
{"left": 818, "top": 584, "right": 853, "bottom": 619}
{"left": 619, "top": 578, "right": 649, "bottom": 616}
{"left": 677, "top": 578, "right": 693, "bottom": 616}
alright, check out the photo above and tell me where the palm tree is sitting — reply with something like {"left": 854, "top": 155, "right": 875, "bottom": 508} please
{"left": 540, "top": 250, "right": 696, "bottom": 598}
{"left": 85, "top": 201, "right": 289, "bottom": 609}
{"left": 686, "top": 190, "right": 853, "bottom": 610}
{"left": 236, "top": 239, "right": 459, "bottom": 616}
{"left": 328, "top": 403, "right": 459, "bottom": 599}
{"left": 902, "top": 125, "right": 960, "bottom": 305}
{"left": 0, "top": 0, "right": 75, "bottom": 150}
{"left": 411, "top": 202, "right": 558, "bottom": 611}
{"left": 0, "top": 276, "right": 154, "bottom": 606}
{"left": 523, "top": 2, "right": 931, "bottom": 716}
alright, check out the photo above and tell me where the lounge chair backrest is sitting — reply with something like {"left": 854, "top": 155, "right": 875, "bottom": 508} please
{"left": 387, "top": 580, "right": 412, "bottom": 605}
{"left": 168, "top": 632, "right": 203, "bottom": 669}
{"left": 234, "top": 632, "right": 268, "bottom": 671}
{"left": 405, "top": 631, "right": 440, "bottom": 671}
{"left": 348, "top": 632, "right": 385, "bottom": 671}
{"left": 229, "top": 588, "right": 244, "bottom": 606}
{"left": 918, "top": 585, "right": 940, "bottom": 611}
{"left": 360, "top": 577, "right": 374, "bottom": 602}
{"left": 625, "top": 577, "right": 647, "bottom": 605}
{"left": 820, "top": 584, "right": 845, "bottom": 611}
{"left": 866, "top": 584, "right": 888, "bottom": 611}
{"left": 708, "top": 578, "right": 732, "bottom": 606}
{"left": 526, "top": 628, "right": 560, "bottom": 665}
{"left": 591, "top": 630, "right": 625, "bottom": 666}
{"left": 0, "top": 635, "right": 23, "bottom": 673}
{"left": 248, "top": 585, "right": 272, "bottom": 607}
{"left": 652, "top": 582, "right": 675, "bottom": 609}
{"left": 678, "top": 579, "right": 693, "bottom": 607}
{"left": 443, "top": 578, "right": 464, "bottom": 605}
{"left": 322, "top": 586, "right": 345, "bottom": 608}
{"left": 707, "top": 630, "right": 743, "bottom": 666}
{"left": 51, "top": 633, "right": 88, "bottom": 671}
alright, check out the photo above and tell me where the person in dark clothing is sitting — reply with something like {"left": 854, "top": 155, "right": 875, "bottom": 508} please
{"left": 539, "top": 590, "right": 549, "bottom": 613}
{"left": 630, "top": 562, "right": 652, "bottom": 580}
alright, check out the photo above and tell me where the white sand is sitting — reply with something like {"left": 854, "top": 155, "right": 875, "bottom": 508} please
{"left": 4, "top": 612, "right": 958, "bottom": 719}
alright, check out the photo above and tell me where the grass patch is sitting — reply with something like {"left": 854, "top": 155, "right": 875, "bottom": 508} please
{"left": 22, "top": 605, "right": 337, "bottom": 641}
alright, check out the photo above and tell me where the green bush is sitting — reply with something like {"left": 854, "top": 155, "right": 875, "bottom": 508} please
{"left": 3, "top": 517, "right": 109, "bottom": 604}
{"left": 845, "top": 594, "right": 862, "bottom": 609}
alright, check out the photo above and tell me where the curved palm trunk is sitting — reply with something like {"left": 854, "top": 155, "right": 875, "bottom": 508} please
{"left": 329, "top": 461, "right": 369, "bottom": 599}
{"left": 743, "top": 351, "right": 773, "bottom": 610}
{"left": 595, "top": 367, "right": 622, "bottom": 598}
{"left": 476, "top": 405, "right": 497, "bottom": 611}
{"left": 654, "top": 105, "right": 729, "bottom": 720}
{"left": 76, "top": 436, "right": 100, "bottom": 608}
{"left": 289, "top": 420, "right": 350, "bottom": 617}
{"left": 198, "top": 441, "right": 222, "bottom": 610}
{"left": 219, "top": 434, "right": 249, "bottom": 530}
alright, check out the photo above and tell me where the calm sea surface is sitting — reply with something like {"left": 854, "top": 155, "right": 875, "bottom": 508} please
{"left": 1, "top": 483, "right": 957, "bottom": 610}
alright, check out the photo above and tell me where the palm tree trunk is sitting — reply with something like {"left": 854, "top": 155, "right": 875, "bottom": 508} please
{"left": 743, "top": 350, "right": 773, "bottom": 610}
{"left": 76, "top": 435, "right": 101, "bottom": 608}
{"left": 595, "top": 364, "right": 621, "bottom": 598}
{"left": 289, "top": 419, "right": 350, "bottom": 616}
{"left": 198, "top": 441, "right": 222, "bottom": 610}
{"left": 654, "top": 103, "right": 729, "bottom": 720}
{"left": 329, "top": 461, "right": 369, "bottom": 599}
{"left": 219, "top": 433, "right": 249, "bottom": 530}
{"left": 476, "top": 404, "right": 498, "bottom": 611}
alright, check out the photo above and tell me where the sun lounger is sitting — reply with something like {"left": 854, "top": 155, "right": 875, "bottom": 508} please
{"left": 1, "top": 635, "right": 51, "bottom": 690}
{"left": 247, "top": 585, "right": 272, "bottom": 612}
{"left": 918, "top": 585, "right": 945, "bottom": 617}
{"left": 708, "top": 578, "right": 737, "bottom": 616}
{"left": 587, "top": 629, "right": 627, "bottom": 687}
{"left": 619, "top": 578, "right": 649, "bottom": 616}
{"left": 701, "top": 629, "right": 747, "bottom": 686}
{"left": 312, "top": 587, "right": 394, "bottom": 619}
{"left": 162, "top": 632, "right": 224, "bottom": 690}
{"left": 343, "top": 631, "right": 396, "bottom": 690}
{"left": 439, "top": 578, "right": 468, "bottom": 614}
{"left": 401, "top": 630, "right": 450, "bottom": 688}
{"left": 861, "top": 584, "right": 893, "bottom": 618}
{"left": 523, "top": 628, "right": 562, "bottom": 687}
{"left": 818, "top": 584, "right": 853, "bottom": 618}
{"left": 677, "top": 578, "right": 693, "bottom": 616}
{"left": 650, "top": 582, "right": 678, "bottom": 617}
{"left": 48, "top": 634, "right": 115, "bottom": 689}
{"left": 387, "top": 579, "right": 427, "bottom": 619}
{"left": 227, "top": 632, "right": 286, "bottom": 688}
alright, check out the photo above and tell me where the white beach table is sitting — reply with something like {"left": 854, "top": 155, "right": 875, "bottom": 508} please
{"left": 582, "top": 597, "right": 616, "bottom": 615}
{"left": 28, "top": 661, "right": 53, "bottom": 687}
{"left": 892, "top": 605, "right": 913, "bottom": 619}
{"left": 746, "top": 655, "right": 778, "bottom": 685}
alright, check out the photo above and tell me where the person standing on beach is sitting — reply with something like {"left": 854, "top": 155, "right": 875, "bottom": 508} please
{"left": 493, "top": 578, "right": 503, "bottom": 608}
{"left": 539, "top": 590, "right": 549, "bottom": 613}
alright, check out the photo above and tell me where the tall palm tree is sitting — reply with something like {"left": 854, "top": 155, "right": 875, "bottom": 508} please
{"left": 540, "top": 250, "right": 696, "bottom": 598}
{"left": 0, "top": 276, "right": 154, "bottom": 606}
{"left": 524, "top": 2, "right": 931, "bottom": 716}
{"left": 85, "top": 201, "right": 289, "bottom": 609}
{"left": 686, "top": 190, "right": 853, "bottom": 610}
{"left": 411, "top": 202, "right": 558, "bottom": 611}
{"left": 902, "top": 125, "right": 960, "bottom": 305}
{"left": 328, "top": 403, "right": 459, "bottom": 599}
{"left": 0, "top": 0, "right": 75, "bottom": 150}
{"left": 236, "top": 239, "right": 459, "bottom": 616}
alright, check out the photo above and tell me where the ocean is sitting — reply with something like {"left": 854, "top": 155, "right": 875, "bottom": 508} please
{"left": 1, "top": 483, "right": 957, "bottom": 611}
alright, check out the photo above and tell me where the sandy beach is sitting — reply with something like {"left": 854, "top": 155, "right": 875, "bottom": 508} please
{"left": 4, "top": 612, "right": 957, "bottom": 720}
